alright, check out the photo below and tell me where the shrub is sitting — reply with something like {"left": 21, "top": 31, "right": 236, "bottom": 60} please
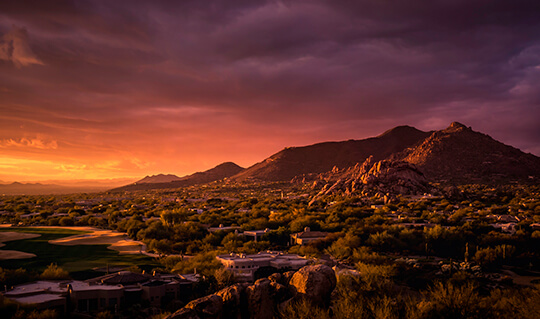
{"left": 411, "top": 282, "right": 483, "bottom": 319}
{"left": 40, "top": 263, "right": 69, "bottom": 280}
{"left": 0, "top": 267, "right": 34, "bottom": 287}
{"left": 214, "top": 268, "right": 235, "bottom": 289}
{"left": 355, "top": 262, "right": 396, "bottom": 293}
{"left": 172, "top": 251, "right": 223, "bottom": 276}
{"left": 279, "top": 299, "right": 330, "bottom": 319}
{"left": 351, "top": 246, "right": 386, "bottom": 264}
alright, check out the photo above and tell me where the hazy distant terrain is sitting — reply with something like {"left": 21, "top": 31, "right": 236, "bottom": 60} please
{"left": 0, "top": 178, "right": 136, "bottom": 195}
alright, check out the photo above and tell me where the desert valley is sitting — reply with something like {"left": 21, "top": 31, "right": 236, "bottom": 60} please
{"left": 2, "top": 1, "right": 540, "bottom": 318}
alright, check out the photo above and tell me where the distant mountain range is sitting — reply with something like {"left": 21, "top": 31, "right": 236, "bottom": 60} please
{"left": 0, "top": 182, "right": 108, "bottom": 196}
{"left": 111, "top": 162, "right": 245, "bottom": 192}
{"left": 113, "top": 122, "right": 540, "bottom": 192}
{"left": 4, "top": 122, "right": 538, "bottom": 195}
{"left": 0, "top": 178, "right": 135, "bottom": 196}
{"left": 136, "top": 174, "right": 183, "bottom": 184}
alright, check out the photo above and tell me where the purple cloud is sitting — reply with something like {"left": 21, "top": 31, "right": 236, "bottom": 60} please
{"left": 0, "top": 0, "right": 539, "bottom": 180}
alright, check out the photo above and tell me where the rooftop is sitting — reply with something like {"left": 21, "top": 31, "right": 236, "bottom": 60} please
{"left": 217, "top": 251, "right": 307, "bottom": 263}
{"left": 244, "top": 228, "right": 272, "bottom": 236}
{"left": 8, "top": 293, "right": 65, "bottom": 305}
{"left": 69, "top": 281, "right": 123, "bottom": 292}
{"left": 4, "top": 281, "right": 68, "bottom": 297}
{"left": 86, "top": 271, "right": 150, "bottom": 285}
{"left": 294, "top": 230, "right": 329, "bottom": 239}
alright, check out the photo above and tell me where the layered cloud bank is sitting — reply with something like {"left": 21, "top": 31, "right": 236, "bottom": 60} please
{"left": 1, "top": 1, "right": 539, "bottom": 181}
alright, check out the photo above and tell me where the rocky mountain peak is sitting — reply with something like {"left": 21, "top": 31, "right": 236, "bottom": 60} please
{"left": 445, "top": 121, "right": 471, "bottom": 133}
{"left": 398, "top": 122, "right": 540, "bottom": 182}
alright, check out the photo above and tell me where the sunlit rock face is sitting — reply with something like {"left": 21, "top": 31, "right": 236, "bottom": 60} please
{"left": 289, "top": 264, "right": 337, "bottom": 306}
{"left": 309, "top": 156, "right": 431, "bottom": 205}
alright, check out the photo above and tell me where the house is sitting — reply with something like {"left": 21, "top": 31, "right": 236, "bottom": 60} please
{"left": 67, "top": 281, "right": 124, "bottom": 312}
{"left": 290, "top": 227, "right": 329, "bottom": 245}
{"left": 216, "top": 251, "right": 309, "bottom": 281}
{"left": 2, "top": 271, "right": 195, "bottom": 314}
{"left": 208, "top": 224, "right": 241, "bottom": 232}
{"left": 243, "top": 228, "right": 272, "bottom": 242}
{"left": 490, "top": 222, "right": 517, "bottom": 234}
{"left": 2, "top": 281, "right": 69, "bottom": 314}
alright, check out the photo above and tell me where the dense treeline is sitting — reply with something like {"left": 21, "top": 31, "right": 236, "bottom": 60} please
{"left": 1, "top": 183, "right": 539, "bottom": 264}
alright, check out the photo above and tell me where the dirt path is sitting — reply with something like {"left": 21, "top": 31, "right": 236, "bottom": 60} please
{"left": 501, "top": 269, "right": 540, "bottom": 287}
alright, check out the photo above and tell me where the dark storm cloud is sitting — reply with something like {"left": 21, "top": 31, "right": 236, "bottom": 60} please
{"left": 1, "top": 0, "right": 540, "bottom": 180}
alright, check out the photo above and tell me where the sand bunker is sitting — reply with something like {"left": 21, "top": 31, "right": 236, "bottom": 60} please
{"left": 0, "top": 250, "right": 36, "bottom": 260}
{"left": 108, "top": 240, "right": 144, "bottom": 254}
{"left": 49, "top": 228, "right": 147, "bottom": 255}
{"left": 0, "top": 226, "right": 152, "bottom": 256}
{"left": 0, "top": 231, "right": 41, "bottom": 260}
{"left": 0, "top": 232, "right": 41, "bottom": 243}
{"left": 50, "top": 230, "right": 125, "bottom": 245}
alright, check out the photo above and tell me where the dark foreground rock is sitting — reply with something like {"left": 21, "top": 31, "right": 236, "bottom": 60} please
{"left": 165, "top": 264, "right": 336, "bottom": 319}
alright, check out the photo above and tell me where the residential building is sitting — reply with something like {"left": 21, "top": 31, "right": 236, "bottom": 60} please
{"left": 243, "top": 228, "right": 271, "bottom": 242}
{"left": 290, "top": 227, "right": 329, "bottom": 245}
{"left": 2, "top": 271, "right": 195, "bottom": 314}
{"left": 216, "top": 251, "right": 309, "bottom": 281}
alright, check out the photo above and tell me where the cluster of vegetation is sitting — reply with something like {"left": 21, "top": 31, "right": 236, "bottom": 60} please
{"left": 283, "top": 274, "right": 540, "bottom": 319}
{"left": 0, "top": 181, "right": 539, "bottom": 318}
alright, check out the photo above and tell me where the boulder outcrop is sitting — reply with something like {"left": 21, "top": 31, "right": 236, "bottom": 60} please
{"left": 246, "top": 279, "right": 274, "bottom": 319}
{"left": 165, "top": 265, "right": 336, "bottom": 319}
{"left": 216, "top": 283, "right": 249, "bottom": 319}
{"left": 184, "top": 294, "right": 223, "bottom": 319}
{"left": 309, "top": 156, "right": 432, "bottom": 205}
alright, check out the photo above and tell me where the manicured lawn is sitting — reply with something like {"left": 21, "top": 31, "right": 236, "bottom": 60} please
{"left": 0, "top": 228, "right": 159, "bottom": 274}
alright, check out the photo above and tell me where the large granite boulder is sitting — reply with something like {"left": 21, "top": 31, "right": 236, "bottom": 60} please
{"left": 167, "top": 307, "right": 201, "bottom": 319}
{"left": 166, "top": 266, "right": 337, "bottom": 319}
{"left": 185, "top": 294, "right": 223, "bottom": 319}
{"left": 216, "top": 283, "right": 248, "bottom": 319}
{"left": 246, "top": 278, "right": 274, "bottom": 319}
{"left": 282, "top": 271, "right": 296, "bottom": 284}
{"left": 289, "top": 264, "right": 336, "bottom": 306}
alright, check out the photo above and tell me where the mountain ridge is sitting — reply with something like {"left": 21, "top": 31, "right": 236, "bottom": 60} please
{"left": 112, "top": 162, "right": 245, "bottom": 192}
{"left": 231, "top": 125, "right": 431, "bottom": 181}
{"left": 0, "top": 182, "right": 111, "bottom": 195}
{"left": 137, "top": 174, "right": 182, "bottom": 184}
{"left": 111, "top": 122, "right": 540, "bottom": 192}
{"left": 394, "top": 122, "right": 540, "bottom": 182}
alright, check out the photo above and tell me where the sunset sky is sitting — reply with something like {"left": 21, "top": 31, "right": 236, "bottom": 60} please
{"left": 1, "top": 1, "right": 540, "bottom": 182}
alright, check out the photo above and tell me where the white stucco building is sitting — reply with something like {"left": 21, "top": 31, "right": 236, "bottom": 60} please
{"left": 216, "top": 251, "right": 309, "bottom": 281}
